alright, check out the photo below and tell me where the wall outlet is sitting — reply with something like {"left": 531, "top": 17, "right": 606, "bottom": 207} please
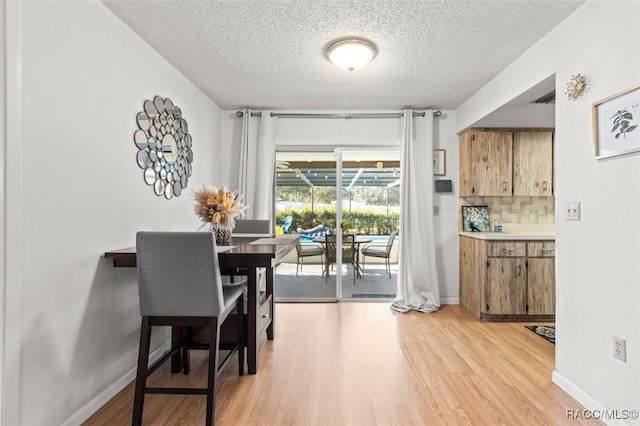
{"left": 613, "top": 336, "right": 627, "bottom": 362}
{"left": 433, "top": 206, "right": 440, "bottom": 216}
{"left": 564, "top": 202, "right": 581, "bottom": 220}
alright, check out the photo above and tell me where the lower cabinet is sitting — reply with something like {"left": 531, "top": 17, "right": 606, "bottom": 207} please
{"left": 460, "top": 236, "right": 555, "bottom": 320}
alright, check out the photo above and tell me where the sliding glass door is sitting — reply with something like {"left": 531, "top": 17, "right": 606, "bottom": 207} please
{"left": 273, "top": 148, "right": 400, "bottom": 302}
{"left": 337, "top": 149, "right": 400, "bottom": 300}
{"left": 274, "top": 150, "right": 338, "bottom": 301}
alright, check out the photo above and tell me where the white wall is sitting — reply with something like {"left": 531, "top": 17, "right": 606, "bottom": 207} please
{"left": 0, "top": 0, "right": 6, "bottom": 422}
{"left": 222, "top": 110, "right": 461, "bottom": 303}
{"left": 5, "top": 1, "right": 226, "bottom": 424}
{"left": 456, "top": 1, "right": 640, "bottom": 422}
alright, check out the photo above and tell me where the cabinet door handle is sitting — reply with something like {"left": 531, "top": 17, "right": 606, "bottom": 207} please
{"left": 517, "top": 265, "right": 522, "bottom": 277}
{"left": 543, "top": 181, "right": 548, "bottom": 192}
{"left": 503, "top": 181, "right": 509, "bottom": 192}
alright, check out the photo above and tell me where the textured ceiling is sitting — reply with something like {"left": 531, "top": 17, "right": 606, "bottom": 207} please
{"left": 101, "top": 0, "right": 584, "bottom": 111}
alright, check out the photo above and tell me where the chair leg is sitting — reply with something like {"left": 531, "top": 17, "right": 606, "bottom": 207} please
{"left": 387, "top": 257, "right": 391, "bottom": 278}
{"left": 205, "top": 317, "right": 220, "bottom": 426}
{"left": 182, "top": 326, "right": 191, "bottom": 375}
{"left": 132, "top": 316, "right": 152, "bottom": 426}
{"left": 237, "top": 295, "right": 244, "bottom": 376}
{"left": 296, "top": 256, "right": 300, "bottom": 276}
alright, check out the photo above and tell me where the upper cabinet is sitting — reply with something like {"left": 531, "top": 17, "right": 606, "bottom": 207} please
{"left": 459, "top": 129, "right": 554, "bottom": 197}
{"left": 513, "top": 131, "right": 553, "bottom": 196}
{"left": 459, "top": 130, "right": 513, "bottom": 196}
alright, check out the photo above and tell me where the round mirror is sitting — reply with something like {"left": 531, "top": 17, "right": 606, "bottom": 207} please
{"left": 137, "top": 112, "right": 151, "bottom": 131}
{"left": 154, "top": 179, "right": 165, "bottom": 196}
{"left": 134, "top": 130, "right": 148, "bottom": 149}
{"left": 162, "top": 136, "right": 177, "bottom": 157}
{"left": 153, "top": 95, "right": 166, "bottom": 114}
{"left": 164, "top": 183, "right": 173, "bottom": 200}
{"left": 173, "top": 181, "right": 182, "bottom": 196}
{"left": 144, "top": 168, "right": 156, "bottom": 185}
{"left": 144, "top": 100, "right": 157, "bottom": 118}
{"left": 136, "top": 150, "right": 149, "bottom": 169}
{"left": 165, "top": 98, "right": 174, "bottom": 115}
{"left": 134, "top": 96, "right": 192, "bottom": 199}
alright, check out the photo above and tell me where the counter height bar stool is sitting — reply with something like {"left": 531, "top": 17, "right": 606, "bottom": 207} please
{"left": 133, "top": 231, "right": 245, "bottom": 426}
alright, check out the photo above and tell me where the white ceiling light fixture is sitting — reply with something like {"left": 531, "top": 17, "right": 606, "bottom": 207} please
{"left": 326, "top": 38, "right": 377, "bottom": 72}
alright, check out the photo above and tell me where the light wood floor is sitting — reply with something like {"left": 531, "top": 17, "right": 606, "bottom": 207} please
{"left": 84, "top": 303, "right": 601, "bottom": 425}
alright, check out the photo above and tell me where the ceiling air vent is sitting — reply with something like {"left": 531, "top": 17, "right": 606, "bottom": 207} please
{"left": 532, "top": 90, "right": 556, "bottom": 104}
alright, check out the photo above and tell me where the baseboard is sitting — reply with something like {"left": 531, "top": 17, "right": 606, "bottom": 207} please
{"left": 61, "top": 340, "right": 171, "bottom": 426}
{"left": 552, "top": 370, "right": 628, "bottom": 426}
{"left": 440, "top": 297, "right": 459, "bottom": 305}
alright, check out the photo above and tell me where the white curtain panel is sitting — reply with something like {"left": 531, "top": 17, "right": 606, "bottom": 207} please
{"left": 238, "top": 110, "right": 275, "bottom": 221}
{"left": 390, "top": 109, "right": 441, "bottom": 313}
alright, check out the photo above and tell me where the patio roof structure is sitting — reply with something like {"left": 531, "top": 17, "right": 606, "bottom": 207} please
{"left": 276, "top": 161, "right": 401, "bottom": 188}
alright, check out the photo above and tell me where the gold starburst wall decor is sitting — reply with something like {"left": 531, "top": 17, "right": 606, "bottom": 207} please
{"left": 565, "top": 73, "right": 589, "bottom": 101}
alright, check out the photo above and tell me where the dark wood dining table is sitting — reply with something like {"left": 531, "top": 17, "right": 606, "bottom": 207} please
{"left": 104, "top": 234, "right": 299, "bottom": 374}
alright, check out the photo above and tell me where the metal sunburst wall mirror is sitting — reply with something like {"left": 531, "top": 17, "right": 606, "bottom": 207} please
{"left": 133, "top": 95, "right": 193, "bottom": 199}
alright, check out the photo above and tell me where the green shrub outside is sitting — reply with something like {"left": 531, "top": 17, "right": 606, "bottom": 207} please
{"left": 276, "top": 206, "right": 399, "bottom": 235}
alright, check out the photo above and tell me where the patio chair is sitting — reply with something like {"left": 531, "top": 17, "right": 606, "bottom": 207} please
{"left": 361, "top": 230, "right": 398, "bottom": 279}
{"left": 295, "top": 242, "right": 324, "bottom": 276}
{"left": 324, "top": 234, "right": 357, "bottom": 285}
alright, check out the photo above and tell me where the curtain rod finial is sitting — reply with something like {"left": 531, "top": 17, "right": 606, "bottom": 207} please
{"left": 236, "top": 111, "right": 244, "bottom": 117}
{"left": 433, "top": 110, "right": 442, "bottom": 117}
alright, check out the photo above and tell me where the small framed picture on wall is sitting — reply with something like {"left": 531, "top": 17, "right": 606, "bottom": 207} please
{"left": 593, "top": 85, "right": 640, "bottom": 159}
{"left": 433, "top": 149, "right": 446, "bottom": 176}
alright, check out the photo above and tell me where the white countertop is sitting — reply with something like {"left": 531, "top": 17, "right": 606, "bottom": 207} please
{"left": 458, "top": 232, "right": 555, "bottom": 241}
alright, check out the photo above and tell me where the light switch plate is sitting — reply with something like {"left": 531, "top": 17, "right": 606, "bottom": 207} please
{"left": 564, "top": 202, "right": 581, "bottom": 220}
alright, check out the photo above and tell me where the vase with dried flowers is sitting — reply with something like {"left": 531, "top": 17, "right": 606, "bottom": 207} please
{"left": 193, "top": 185, "right": 248, "bottom": 244}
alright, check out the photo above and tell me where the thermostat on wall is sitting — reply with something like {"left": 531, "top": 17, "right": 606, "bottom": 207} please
{"left": 435, "top": 179, "right": 453, "bottom": 193}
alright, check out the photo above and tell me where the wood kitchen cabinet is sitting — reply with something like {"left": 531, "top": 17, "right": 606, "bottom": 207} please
{"left": 486, "top": 242, "right": 527, "bottom": 315}
{"left": 526, "top": 242, "right": 555, "bottom": 315}
{"left": 459, "top": 236, "right": 555, "bottom": 321}
{"left": 513, "top": 131, "right": 554, "bottom": 196}
{"left": 459, "top": 130, "right": 513, "bottom": 196}
{"left": 459, "top": 129, "right": 554, "bottom": 197}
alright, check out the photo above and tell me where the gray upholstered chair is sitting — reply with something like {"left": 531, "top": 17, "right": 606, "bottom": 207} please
{"left": 133, "top": 231, "right": 245, "bottom": 426}
{"left": 232, "top": 219, "right": 271, "bottom": 236}
{"left": 361, "top": 230, "right": 398, "bottom": 278}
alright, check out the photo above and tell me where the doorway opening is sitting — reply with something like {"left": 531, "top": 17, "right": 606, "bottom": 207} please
{"left": 274, "top": 148, "right": 399, "bottom": 302}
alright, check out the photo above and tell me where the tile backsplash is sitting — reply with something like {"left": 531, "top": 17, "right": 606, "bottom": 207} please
{"left": 459, "top": 196, "right": 555, "bottom": 228}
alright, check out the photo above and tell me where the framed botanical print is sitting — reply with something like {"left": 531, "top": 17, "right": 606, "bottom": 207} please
{"left": 593, "top": 85, "right": 640, "bottom": 159}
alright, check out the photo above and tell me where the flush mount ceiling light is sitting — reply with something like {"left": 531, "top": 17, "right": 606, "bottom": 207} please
{"left": 326, "top": 38, "right": 377, "bottom": 72}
